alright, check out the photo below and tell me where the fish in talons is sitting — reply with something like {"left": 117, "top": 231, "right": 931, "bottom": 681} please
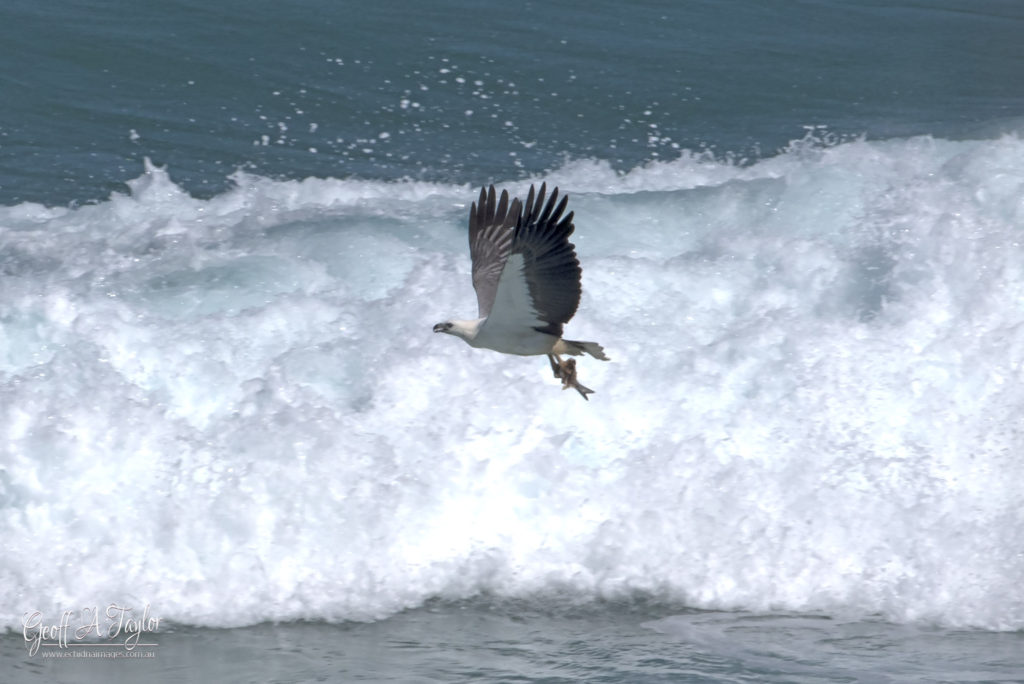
{"left": 548, "top": 354, "right": 595, "bottom": 400}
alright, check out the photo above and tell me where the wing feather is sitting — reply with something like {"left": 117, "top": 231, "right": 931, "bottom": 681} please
{"left": 469, "top": 186, "right": 520, "bottom": 318}
{"left": 508, "top": 183, "right": 582, "bottom": 337}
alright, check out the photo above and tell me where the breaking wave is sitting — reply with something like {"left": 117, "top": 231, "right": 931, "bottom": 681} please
{"left": 2, "top": 133, "right": 1023, "bottom": 630}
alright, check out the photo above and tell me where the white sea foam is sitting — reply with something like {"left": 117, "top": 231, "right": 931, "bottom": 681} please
{"left": 1, "top": 135, "right": 1023, "bottom": 630}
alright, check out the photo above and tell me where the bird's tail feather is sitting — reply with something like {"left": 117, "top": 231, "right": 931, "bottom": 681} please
{"left": 563, "top": 340, "right": 609, "bottom": 361}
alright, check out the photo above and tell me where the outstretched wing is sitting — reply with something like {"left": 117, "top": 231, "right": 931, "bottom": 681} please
{"left": 508, "top": 183, "right": 581, "bottom": 336}
{"left": 468, "top": 185, "right": 520, "bottom": 318}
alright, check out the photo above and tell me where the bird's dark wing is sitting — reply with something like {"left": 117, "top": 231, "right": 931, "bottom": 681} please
{"left": 469, "top": 185, "right": 520, "bottom": 318}
{"left": 510, "top": 183, "right": 581, "bottom": 336}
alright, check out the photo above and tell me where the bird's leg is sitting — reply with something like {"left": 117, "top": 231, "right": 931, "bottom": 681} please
{"left": 547, "top": 353, "right": 564, "bottom": 379}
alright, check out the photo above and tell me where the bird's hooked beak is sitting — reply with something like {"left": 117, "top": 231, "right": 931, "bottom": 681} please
{"left": 433, "top": 322, "right": 452, "bottom": 334}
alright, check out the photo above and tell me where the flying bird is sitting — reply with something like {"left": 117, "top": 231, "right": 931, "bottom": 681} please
{"left": 433, "top": 183, "right": 608, "bottom": 399}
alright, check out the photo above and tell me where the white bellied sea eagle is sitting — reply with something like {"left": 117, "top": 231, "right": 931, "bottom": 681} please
{"left": 433, "top": 183, "right": 608, "bottom": 399}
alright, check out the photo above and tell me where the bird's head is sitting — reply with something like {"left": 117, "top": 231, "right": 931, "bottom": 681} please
{"left": 432, "top": 318, "right": 481, "bottom": 342}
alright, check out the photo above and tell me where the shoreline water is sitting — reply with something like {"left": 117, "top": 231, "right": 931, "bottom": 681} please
{"left": 4, "top": 602, "right": 1024, "bottom": 683}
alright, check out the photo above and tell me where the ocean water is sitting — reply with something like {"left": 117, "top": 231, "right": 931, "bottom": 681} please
{"left": 3, "top": 0, "right": 1024, "bottom": 681}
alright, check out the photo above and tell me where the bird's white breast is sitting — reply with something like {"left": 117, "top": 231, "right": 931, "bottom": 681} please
{"left": 470, "top": 320, "right": 559, "bottom": 356}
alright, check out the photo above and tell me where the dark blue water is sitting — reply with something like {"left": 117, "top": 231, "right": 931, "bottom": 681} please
{"left": 2, "top": 0, "right": 1022, "bottom": 205}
